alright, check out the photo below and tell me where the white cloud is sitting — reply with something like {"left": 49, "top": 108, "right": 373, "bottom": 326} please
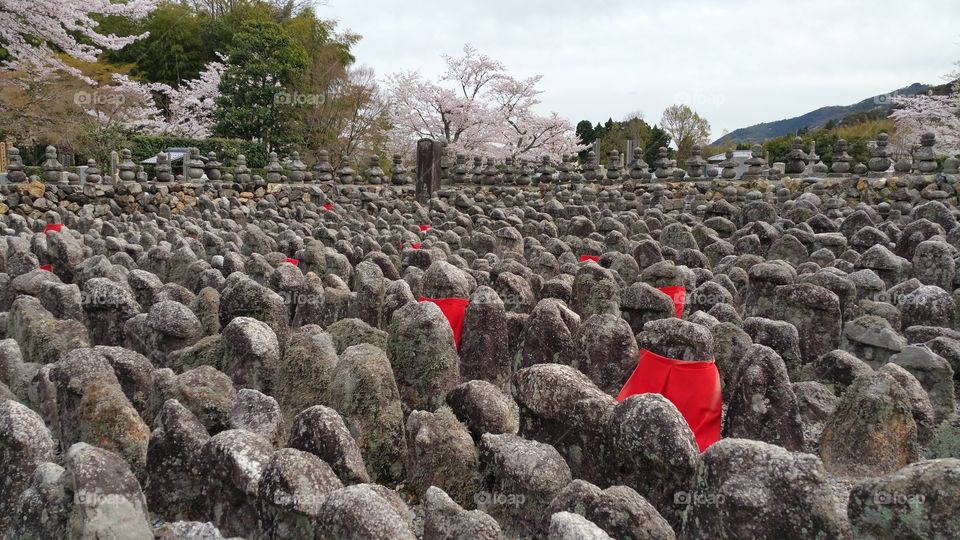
{"left": 325, "top": 0, "right": 960, "bottom": 138}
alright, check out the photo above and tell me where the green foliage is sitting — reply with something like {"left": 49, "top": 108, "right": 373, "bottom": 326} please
{"left": 575, "top": 116, "right": 666, "bottom": 164}
{"left": 127, "top": 135, "right": 269, "bottom": 168}
{"left": 762, "top": 117, "right": 895, "bottom": 166}
{"left": 643, "top": 125, "right": 672, "bottom": 165}
{"left": 103, "top": 3, "right": 214, "bottom": 86}
{"left": 213, "top": 20, "right": 309, "bottom": 151}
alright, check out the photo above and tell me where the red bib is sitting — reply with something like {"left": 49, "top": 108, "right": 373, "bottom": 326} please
{"left": 579, "top": 255, "right": 600, "bottom": 263}
{"left": 39, "top": 264, "right": 52, "bottom": 272}
{"left": 658, "top": 285, "right": 686, "bottom": 319}
{"left": 616, "top": 349, "right": 722, "bottom": 452}
{"left": 44, "top": 224, "right": 63, "bottom": 234}
{"left": 285, "top": 257, "right": 300, "bottom": 266}
{"left": 419, "top": 224, "right": 432, "bottom": 232}
{"left": 419, "top": 297, "right": 469, "bottom": 351}
{"left": 323, "top": 203, "right": 333, "bottom": 211}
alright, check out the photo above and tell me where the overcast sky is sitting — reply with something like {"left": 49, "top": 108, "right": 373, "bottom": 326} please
{"left": 325, "top": 0, "right": 960, "bottom": 138}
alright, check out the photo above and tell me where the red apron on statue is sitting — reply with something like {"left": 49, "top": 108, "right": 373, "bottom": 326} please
{"left": 658, "top": 285, "right": 686, "bottom": 319}
{"left": 616, "top": 349, "right": 722, "bottom": 452}
{"left": 419, "top": 297, "right": 469, "bottom": 351}
{"left": 579, "top": 255, "right": 600, "bottom": 263}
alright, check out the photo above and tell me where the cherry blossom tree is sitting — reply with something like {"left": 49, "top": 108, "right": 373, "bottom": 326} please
{"left": 80, "top": 60, "right": 225, "bottom": 137}
{"left": 889, "top": 58, "right": 960, "bottom": 157}
{"left": 385, "top": 45, "right": 580, "bottom": 161}
{"left": 0, "top": 0, "right": 157, "bottom": 80}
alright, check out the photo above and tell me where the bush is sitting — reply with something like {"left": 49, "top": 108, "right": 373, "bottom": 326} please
{"left": 127, "top": 136, "right": 269, "bottom": 168}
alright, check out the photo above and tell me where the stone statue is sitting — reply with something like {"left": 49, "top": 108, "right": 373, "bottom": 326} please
{"left": 264, "top": 152, "right": 283, "bottom": 183}
{"left": 235, "top": 154, "right": 251, "bottom": 183}
{"left": 516, "top": 159, "right": 532, "bottom": 186}
{"left": 915, "top": 132, "right": 938, "bottom": 173}
{"left": 186, "top": 148, "right": 205, "bottom": 181}
{"left": 604, "top": 150, "right": 622, "bottom": 184}
{"left": 42, "top": 145, "right": 64, "bottom": 183}
{"left": 502, "top": 157, "right": 516, "bottom": 185}
{"left": 117, "top": 149, "right": 136, "bottom": 182}
{"left": 784, "top": 137, "right": 807, "bottom": 175}
{"left": 311, "top": 150, "right": 334, "bottom": 182}
{"left": 204, "top": 152, "right": 222, "bottom": 181}
{"left": 391, "top": 154, "right": 411, "bottom": 185}
{"left": 7, "top": 146, "right": 26, "bottom": 183}
{"left": 470, "top": 156, "right": 483, "bottom": 185}
{"left": 830, "top": 140, "right": 853, "bottom": 174}
{"left": 336, "top": 157, "right": 355, "bottom": 184}
{"left": 720, "top": 150, "right": 737, "bottom": 179}
{"left": 629, "top": 148, "right": 650, "bottom": 180}
{"left": 653, "top": 147, "right": 673, "bottom": 179}
{"left": 365, "top": 155, "right": 384, "bottom": 185}
{"left": 85, "top": 159, "right": 102, "bottom": 184}
{"left": 439, "top": 147, "right": 450, "bottom": 185}
{"left": 556, "top": 155, "right": 571, "bottom": 184}
{"left": 453, "top": 154, "right": 468, "bottom": 184}
{"left": 155, "top": 152, "right": 173, "bottom": 182}
{"left": 288, "top": 151, "right": 307, "bottom": 183}
{"left": 538, "top": 156, "right": 555, "bottom": 185}
{"left": 685, "top": 144, "right": 706, "bottom": 178}
{"left": 867, "top": 132, "right": 892, "bottom": 173}
{"left": 582, "top": 151, "right": 598, "bottom": 182}
{"left": 568, "top": 154, "right": 583, "bottom": 185}
{"left": 482, "top": 157, "right": 499, "bottom": 186}
{"left": 744, "top": 144, "right": 767, "bottom": 177}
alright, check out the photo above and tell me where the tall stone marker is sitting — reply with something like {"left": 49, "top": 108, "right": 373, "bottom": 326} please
{"left": 416, "top": 138, "right": 442, "bottom": 202}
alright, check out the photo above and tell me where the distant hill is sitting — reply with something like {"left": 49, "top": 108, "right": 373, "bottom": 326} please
{"left": 712, "top": 83, "right": 931, "bottom": 146}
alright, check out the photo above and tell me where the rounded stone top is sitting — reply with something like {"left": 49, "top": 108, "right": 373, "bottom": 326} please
{"left": 317, "top": 149, "right": 329, "bottom": 158}
{"left": 269, "top": 151, "right": 278, "bottom": 159}
{"left": 877, "top": 132, "right": 888, "bottom": 143}
{"left": 369, "top": 155, "right": 380, "bottom": 164}
{"left": 921, "top": 132, "right": 935, "bottom": 146}
{"left": 121, "top": 148, "right": 132, "bottom": 158}
{"left": 692, "top": 144, "right": 702, "bottom": 153}
{"left": 725, "top": 150, "right": 733, "bottom": 158}
{"left": 541, "top": 156, "right": 550, "bottom": 163}
{"left": 793, "top": 136, "right": 803, "bottom": 146}
{"left": 207, "top": 151, "right": 217, "bottom": 159}
{"left": 393, "top": 153, "right": 402, "bottom": 161}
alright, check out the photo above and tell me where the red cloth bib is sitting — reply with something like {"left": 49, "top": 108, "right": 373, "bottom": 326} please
{"left": 323, "top": 203, "right": 333, "bottom": 211}
{"left": 658, "top": 285, "right": 686, "bottom": 319}
{"left": 419, "top": 297, "right": 469, "bottom": 351}
{"left": 39, "top": 264, "right": 52, "bottom": 272}
{"left": 285, "top": 257, "right": 300, "bottom": 266}
{"left": 616, "top": 349, "right": 722, "bottom": 452}
{"left": 419, "top": 224, "right": 432, "bottom": 232}
{"left": 579, "top": 255, "right": 600, "bottom": 263}
{"left": 44, "top": 224, "right": 63, "bottom": 234}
